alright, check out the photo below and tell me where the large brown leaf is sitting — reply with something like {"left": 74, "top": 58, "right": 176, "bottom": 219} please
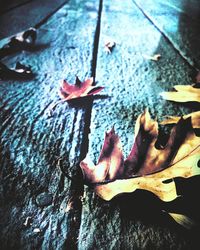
{"left": 80, "top": 127, "right": 124, "bottom": 184}
{"left": 160, "top": 82, "right": 200, "bottom": 128}
{"left": 161, "top": 111, "right": 200, "bottom": 128}
{"left": 80, "top": 110, "right": 200, "bottom": 202}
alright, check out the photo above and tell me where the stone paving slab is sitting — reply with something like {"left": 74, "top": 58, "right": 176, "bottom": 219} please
{"left": 79, "top": 0, "right": 199, "bottom": 249}
{"left": 0, "top": 0, "right": 68, "bottom": 39}
{"left": 0, "top": 1, "right": 100, "bottom": 249}
{"left": 0, "top": 0, "right": 32, "bottom": 14}
{"left": 134, "top": 0, "right": 200, "bottom": 70}
{"left": 0, "top": 0, "right": 200, "bottom": 249}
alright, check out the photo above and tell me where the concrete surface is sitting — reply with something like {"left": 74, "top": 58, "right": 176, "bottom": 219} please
{"left": 0, "top": 0, "right": 200, "bottom": 249}
{"left": 0, "top": 0, "right": 68, "bottom": 39}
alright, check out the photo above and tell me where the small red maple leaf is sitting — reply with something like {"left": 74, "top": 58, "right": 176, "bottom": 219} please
{"left": 59, "top": 76, "right": 104, "bottom": 101}
{"left": 49, "top": 76, "right": 104, "bottom": 113}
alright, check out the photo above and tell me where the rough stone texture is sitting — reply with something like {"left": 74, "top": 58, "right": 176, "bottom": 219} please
{"left": 0, "top": 0, "right": 68, "bottom": 39}
{"left": 0, "top": 0, "right": 99, "bottom": 249}
{"left": 0, "top": 0, "right": 200, "bottom": 249}
{"left": 134, "top": 0, "right": 200, "bottom": 70}
{"left": 78, "top": 0, "right": 199, "bottom": 249}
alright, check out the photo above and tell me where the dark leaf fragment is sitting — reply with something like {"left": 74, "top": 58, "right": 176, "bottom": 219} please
{"left": 0, "top": 27, "right": 37, "bottom": 59}
{"left": 0, "top": 61, "right": 33, "bottom": 80}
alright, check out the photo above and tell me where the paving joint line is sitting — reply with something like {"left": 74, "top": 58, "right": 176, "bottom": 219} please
{"left": 132, "top": 0, "right": 199, "bottom": 72}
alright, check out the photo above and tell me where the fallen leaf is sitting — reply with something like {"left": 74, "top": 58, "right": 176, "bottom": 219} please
{"left": 49, "top": 76, "right": 104, "bottom": 111}
{"left": 2, "top": 28, "right": 36, "bottom": 52}
{"left": 0, "top": 61, "right": 33, "bottom": 80}
{"left": 160, "top": 83, "right": 200, "bottom": 103}
{"left": 143, "top": 54, "right": 161, "bottom": 61}
{"left": 80, "top": 126, "right": 124, "bottom": 184}
{"left": 0, "top": 28, "right": 37, "bottom": 79}
{"left": 80, "top": 110, "right": 200, "bottom": 203}
{"left": 104, "top": 40, "right": 116, "bottom": 54}
{"left": 59, "top": 76, "right": 103, "bottom": 101}
{"left": 0, "top": 27, "right": 37, "bottom": 59}
{"left": 161, "top": 111, "right": 200, "bottom": 128}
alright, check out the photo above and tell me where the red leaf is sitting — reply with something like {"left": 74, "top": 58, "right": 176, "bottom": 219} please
{"left": 59, "top": 76, "right": 104, "bottom": 101}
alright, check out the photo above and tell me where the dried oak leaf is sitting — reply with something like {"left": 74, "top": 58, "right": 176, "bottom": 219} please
{"left": 80, "top": 110, "right": 200, "bottom": 202}
{"left": 161, "top": 111, "right": 200, "bottom": 129}
{"left": 59, "top": 76, "right": 103, "bottom": 101}
{"left": 160, "top": 83, "right": 200, "bottom": 103}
